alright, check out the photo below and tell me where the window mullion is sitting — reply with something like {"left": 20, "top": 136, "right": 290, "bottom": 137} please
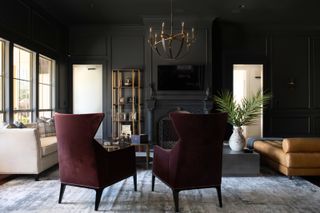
{"left": 33, "top": 52, "right": 38, "bottom": 121}
{"left": 7, "top": 42, "right": 13, "bottom": 123}
{"left": 12, "top": 45, "right": 34, "bottom": 124}
{"left": 38, "top": 55, "right": 54, "bottom": 118}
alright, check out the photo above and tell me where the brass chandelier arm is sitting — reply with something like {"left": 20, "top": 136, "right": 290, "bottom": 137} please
{"left": 147, "top": 0, "right": 196, "bottom": 60}
{"left": 175, "top": 37, "right": 185, "bottom": 59}
{"left": 168, "top": 39, "right": 173, "bottom": 59}
{"left": 161, "top": 38, "right": 167, "bottom": 53}
{"left": 155, "top": 47, "right": 161, "bottom": 56}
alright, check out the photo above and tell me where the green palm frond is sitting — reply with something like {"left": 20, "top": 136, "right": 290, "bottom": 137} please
{"left": 213, "top": 90, "right": 271, "bottom": 127}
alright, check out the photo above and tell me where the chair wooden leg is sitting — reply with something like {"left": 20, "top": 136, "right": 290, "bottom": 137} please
{"left": 151, "top": 174, "right": 155, "bottom": 191}
{"left": 173, "top": 189, "right": 180, "bottom": 212}
{"left": 58, "top": 183, "right": 66, "bottom": 203}
{"left": 216, "top": 186, "right": 222, "bottom": 207}
{"left": 133, "top": 173, "right": 137, "bottom": 191}
{"left": 95, "top": 188, "right": 103, "bottom": 211}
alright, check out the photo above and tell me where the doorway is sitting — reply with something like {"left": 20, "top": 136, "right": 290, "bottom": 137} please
{"left": 72, "top": 64, "right": 103, "bottom": 138}
{"left": 233, "top": 64, "right": 263, "bottom": 138}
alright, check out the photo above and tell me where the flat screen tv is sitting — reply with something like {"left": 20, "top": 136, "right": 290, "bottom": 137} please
{"left": 157, "top": 65, "right": 204, "bottom": 90}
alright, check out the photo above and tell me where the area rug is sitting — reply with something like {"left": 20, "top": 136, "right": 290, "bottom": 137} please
{"left": 0, "top": 169, "right": 319, "bottom": 213}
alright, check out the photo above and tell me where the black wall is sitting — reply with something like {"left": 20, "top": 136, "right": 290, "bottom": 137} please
{"left": 69, "top": 19, "right": 213, "bottom": 141}
{"left": 69, "top": 25, "right": 145, "bottom": 138}
{"left": 213, "top": 19, "right": 320, "bottom": 137}
{"left": 4, "top": 0, "right": 320, "bottom": 140}
{"left": 0, "top": 0, "right": 69, "bottom": 113}
{"left": 3, "top": 0, "right": 319, "bottom": 139}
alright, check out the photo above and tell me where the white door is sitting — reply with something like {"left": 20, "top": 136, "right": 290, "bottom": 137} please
{"left": 73, "top": 64, "right": 103, "bottom": 138}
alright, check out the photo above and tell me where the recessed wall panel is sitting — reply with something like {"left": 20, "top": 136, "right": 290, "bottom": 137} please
{"left": 311, "top": 38, "right": 320, "bottom": 109}
{"left": 314, "top": 117, "right": 320, "bottom": 135}
{"left": 0, "top": 0, "right": 31, "bottom": 37}
{"left": 69, "top": 28, "right": 107, "bottom": 56}
{"left": 271, "top": 116, "right": 310, "bottom": 136}
{"left": 32, "top": 12, "right": 58, "bottom": 49}
{"left": 111, "top": 36, "right": 144, "bottom": 68}
{"left": 271, "top": 35, "right": 309, "bottom": 109}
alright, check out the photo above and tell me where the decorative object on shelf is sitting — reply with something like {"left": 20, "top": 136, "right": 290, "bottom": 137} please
{"left": 119, "top": 97, "right": 125, "bottom": 105}
{"left": 214, "top": 90, "right": 271, "bottom": 151}
{"left": 118, "top": 112, "right": 127, "bottom": 121}
{"left": 147, "top": 0, "right": 196, "bottom": 60}
{"left": 127, "top": 96, "right": 134, "bottom": 104}
{"left": 127, "top": 96, "right": 138, "bottom": 104}
{"left": 119, "top": 133, "right": 131, "bottom": 143}
{"left": 121, "top": 124, "right": 132, "bottom": 136}
{"left": 124, "top": 77, "right": 132, "bottom": 86}
{"left": 129, "top": 112, "right": 137, "bottom": 121}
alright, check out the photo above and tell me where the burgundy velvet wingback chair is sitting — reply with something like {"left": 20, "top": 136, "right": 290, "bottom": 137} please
{"left": 55, "top": 113, "right": 137, "bottom": 211}
{"left": 152, "top": 112, "right": 228, "bottom": 212}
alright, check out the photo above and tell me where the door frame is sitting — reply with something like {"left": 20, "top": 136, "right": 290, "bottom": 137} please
{"left": 222, "top": 53, "right": 271, "bottom": 137}
{"left": 70, "top": 58, "right": 108, "bottom": 138}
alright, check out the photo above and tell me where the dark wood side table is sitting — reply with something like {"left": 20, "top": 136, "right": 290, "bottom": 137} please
{"left": 222, "top": 144, "right": 260, "bottom": 176}
{"left": 132, "top": 143, "right": 150, "bottom": 169}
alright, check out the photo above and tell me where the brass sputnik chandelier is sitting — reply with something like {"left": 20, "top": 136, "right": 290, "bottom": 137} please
{"left": 148, "top": 0, "right": 196, "bottom": 60}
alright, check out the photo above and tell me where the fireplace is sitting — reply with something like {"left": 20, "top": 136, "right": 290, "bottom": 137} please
{"left": 152, "top": 103, "right": 208, "bottom": 147}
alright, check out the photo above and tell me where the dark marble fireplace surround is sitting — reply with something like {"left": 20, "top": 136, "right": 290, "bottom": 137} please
{"left": 152, "top": 99, "right": 212, "bottom": 147}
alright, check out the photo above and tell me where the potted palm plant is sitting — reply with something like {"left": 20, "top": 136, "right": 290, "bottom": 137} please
{"left": 214, "top": 90, "right": 271, "bottom": 151}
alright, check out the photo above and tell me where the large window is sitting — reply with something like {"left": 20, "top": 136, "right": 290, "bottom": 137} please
{"left": 13, "top": 46, "right": 33, "bottom": 123}
{"left": 0, "top": 42, "right": 56, "bottom": 125}
{"left": 38, "top": 55, "right": 55, "bottom": 118}
{"left": 0, "top": 40, "right": 4, "bottom": 124}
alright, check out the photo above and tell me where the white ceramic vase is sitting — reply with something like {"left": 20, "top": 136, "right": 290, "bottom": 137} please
{"left": 229, "top": 126, "right": 246, "bottom": 151}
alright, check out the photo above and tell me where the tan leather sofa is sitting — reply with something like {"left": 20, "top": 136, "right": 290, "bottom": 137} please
{"left": 252, "top": 138, "right": 320, "bottom": 176}
{"left": 0, "top": 128, "right": 58, "bottom": 180}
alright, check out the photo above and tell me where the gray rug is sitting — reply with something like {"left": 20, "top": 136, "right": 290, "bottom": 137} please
{"left": 0, "top": 169, "right": 319, "bottom": 213}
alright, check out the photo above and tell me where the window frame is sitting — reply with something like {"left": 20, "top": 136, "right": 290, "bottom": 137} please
{"left": 0, "top": 39, "right": 4, "bottom": 123}
{"left": 0, "top": 40, "right": 57, "bottom": 125}
{"left": 38, "top": 54, "right": 55, "bottom": 118}
{"left": 0, "top": 38, "right": 9, "bottom": 124}
{"left": 12, "top": 44, "right": 34, "bottom": 124}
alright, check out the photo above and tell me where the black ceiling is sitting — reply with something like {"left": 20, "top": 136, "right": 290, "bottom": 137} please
{"left": 31, "top": 0, "right": 320, "bottom": 26}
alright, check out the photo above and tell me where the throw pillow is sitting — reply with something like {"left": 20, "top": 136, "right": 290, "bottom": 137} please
{"left": 37, "top": 117, "right": 56, "bottom": 138}
{"left": 4, "top": 123, "right": 18, "bottom": 129}
{"left": 25, "top": 123, "right": 37, "bottom": 128}
{"left": 14, "top": 121, "right": 26, "bottom": 128}
{"left": 45, "top": 118, "right": 56, "bottom": 137}
{"left": 37, "top": 118, "right": 46, "bottom": 137}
